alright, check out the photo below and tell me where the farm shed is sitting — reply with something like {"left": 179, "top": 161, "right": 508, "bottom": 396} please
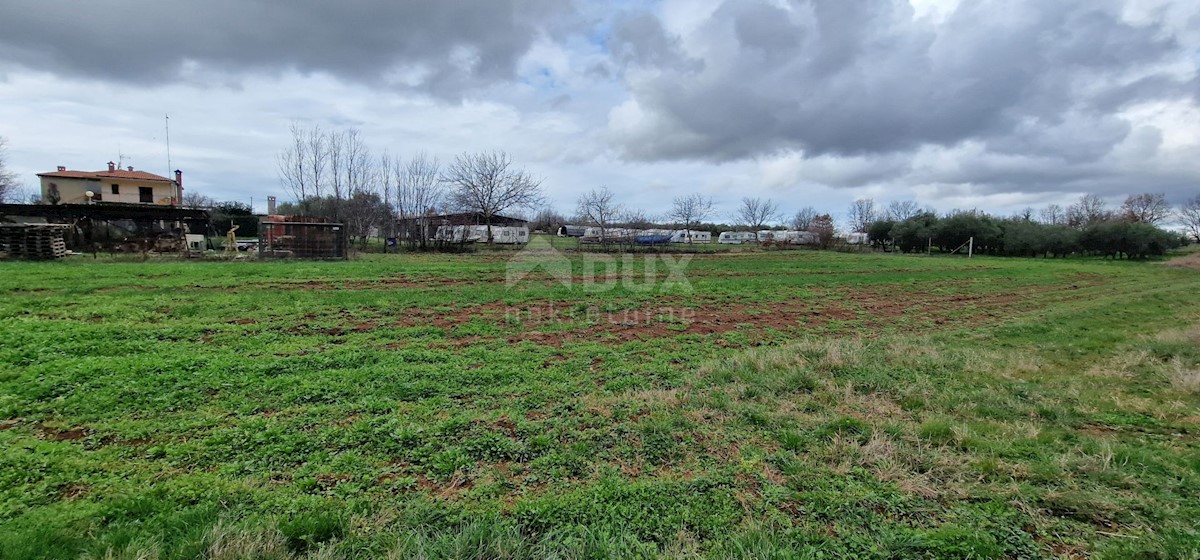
{"left": 0, "top": 202, "right": 210, "bottom": 252}
{"left": 258, "top": 216, "right": 347, "bottom": 259}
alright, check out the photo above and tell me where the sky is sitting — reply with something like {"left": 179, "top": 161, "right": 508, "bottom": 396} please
{"left": 1, "top": 0, "right": 1199, "bottom": 225}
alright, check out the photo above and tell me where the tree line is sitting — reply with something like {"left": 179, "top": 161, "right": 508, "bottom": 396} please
{"left": 856, "top": 193, "right": 1195, "bottom": 259}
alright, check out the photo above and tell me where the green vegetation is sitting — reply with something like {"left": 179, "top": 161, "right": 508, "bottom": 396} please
{"left": 1, "top": 246, "right": 1199, "bottom": 559}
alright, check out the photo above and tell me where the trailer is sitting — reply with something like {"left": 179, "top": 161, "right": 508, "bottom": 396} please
{"left": 844, "top": 232, "right": 869, "bottom": 245}
{"left": 670, "top": 230, "right": 711, "bottom": 243}
{"left": 557, "top": 225, "right": 587, "bottom": 237}
{"left": 436, "top": 225, "right": 529, "bottom": 244}
{"left": 718, "top": 231, "right": 757, "bottom": 244}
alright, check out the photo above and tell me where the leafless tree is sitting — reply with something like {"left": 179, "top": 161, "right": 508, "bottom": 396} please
{"left": 1039, "top": 204, "right": 1066, "bottom": 225}
{"left": 576, "top": 187, "right": 622, "bottom": 241}
{"left": 0, "top": 136, "right": 22, "bottom": 203}
{"left": 736, "top": 197, "right": 781, "bottom": 231}
{"left": 621, "top": 208, "right": 655, "bottom": 229}
{"left": 393, "top": 153, "right": 445, "bottom": 247}
{"left": 443, "top": 151, "right": 544, "bottom": 243}
{"left": 276, "top": 122, "right": 309, "bottom": 202}
{"left": 667, "top": 194, "right": 714, "bottom": 242}
{"left": 1014, "top": 207, "right": 1035, "bottom": 221}
{"left": 1067, "top": 194, "right": 1111, "bottom": 227}
{"left": 847, "top": 198, "right": 878, "bottom": 232}
{"left": 810, "top": 214, "right": 836, "bottom": 249}
{"left": 530, "top": 207, "right": 566, "bottom": 233}
{"left": 791, "top": 206, "right": 818, "bottom": 231}
{"left": 1120, "top": 192, "right": 1172, "bottom": 224}
{"left": 885, "top": 200, "right": 921, "bottom": 221}
{"left": 181, "top": 191, "right": 216, "bottom": 209}
{"left": 1180, "top": 194, "right": 1200, "bottom": 243}
{"left": 377, "top": 152, "right": 394, "bottom": 238}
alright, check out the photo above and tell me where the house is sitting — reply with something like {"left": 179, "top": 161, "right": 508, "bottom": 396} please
{"left": 38, "top": 162, "right": 183, "bottom": 206}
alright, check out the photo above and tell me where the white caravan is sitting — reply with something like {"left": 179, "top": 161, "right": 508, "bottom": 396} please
{"left": 718, "top": 231, "right": 758, "bottom": 244}
{"left": 435, "top": 225, "right": 529, "bottom": 244}
{"left": 671, "top": 230, "right": 711, "bottom": 244}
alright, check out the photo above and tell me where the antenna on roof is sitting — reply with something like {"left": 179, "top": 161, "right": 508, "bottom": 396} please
{"left": 165, "top": 114, "right": 172, "bottom": 177}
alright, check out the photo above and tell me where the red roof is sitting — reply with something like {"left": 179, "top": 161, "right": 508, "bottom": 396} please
{"left": 37, "top": 169, "right": 176, "bottom": 183}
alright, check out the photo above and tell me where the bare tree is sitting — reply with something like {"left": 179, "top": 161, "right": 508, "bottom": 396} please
{"left": 530, "top": 207, "right": 566, "bottom": 233}
{"left": 396, "top": 152, "right": 444, "bottom": 247}
{"left": 0, "top": 136, "right": 22, "bottom": 203}
{"left": 1039, "top": 204, "right": 1066, "bottom": 225}
{"left": 377, "top": 151, "right": 394, "bottom": 240}
{"left": 1180, "top": 194, "right": 1200, "bottom": 243}
{"left": 736, "top": 197, "right": 781, "bottom": 231}
{"left": 885, "top": 200, "right": 921, "bottom": 221}
{"left": 443, "top": 151, "right": 544, "bottom": 243}
{"left": 576, "top": 187, "right": 622, "bottom": 241}
{"left": 621, "top": 208, "right": 655, "bottom": 229}
{"left": 810, "top": 214, "right": 836, "bottom": 249}
{"left": 668, "top": 194, "right": 714, "bottom": 242}
{"left": 1067, "top": 194, "right": 1111, "bottom": 227}
{"left": 1121, "top": 193, "right": 1172, "bottom": 224}
{"left": 181, "top": 191, "right": 216, "bottom": 209}
{"left": 791, "top": 206, "right": 818, "bottom": 231}
{"left": 847, "top": 198, "right": 878, "bottom": 232}
{"left": 276, "top": 122, "right": 309, "bottom": 202}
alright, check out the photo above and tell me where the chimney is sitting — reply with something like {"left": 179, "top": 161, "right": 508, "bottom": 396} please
{"left": 174, "top": 169, "right": 182, "bottom": 187}
{"left": 57, "top": 166, "right": 66, "bottom": 171}
{"left": 174, "top": 170, "right": 183, "bottom": 207}
{"left": 127, "top": 165, "right": 134, "bottom": 172}
{"left": 107, "top": 161, "right": 115, "bottom": 172}
{"left": 267, "top": 195, "right": 277, "bottom": 215}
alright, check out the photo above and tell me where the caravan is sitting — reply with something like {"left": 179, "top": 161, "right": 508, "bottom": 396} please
{"left": 718, "top": 231, "right": 758, "bottom": 244}
{"left": 435, "top": 225, "right": 529, "bottom": 244}
{"left": 670, "top": 230, "right": 711, "bottom": 244}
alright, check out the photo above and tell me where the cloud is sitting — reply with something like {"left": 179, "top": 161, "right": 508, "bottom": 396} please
{"left": 607, "top": 0, "right": 1196, "bottom": 164}
{"left": 0, "top": 0, "right": 575, "bottom": 97}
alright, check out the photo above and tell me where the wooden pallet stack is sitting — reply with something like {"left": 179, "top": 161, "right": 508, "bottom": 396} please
{"left": 0, "top": 224, "right": 71, "bottom": 259}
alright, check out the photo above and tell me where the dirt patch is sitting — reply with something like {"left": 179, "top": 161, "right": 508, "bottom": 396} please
{"left": 58, "top": 483, "right": 91, "bottom": 500}
{"left": 1164, "top": 251, "right": 1200, "bottom": 271}
{"left": 39, "top": 424, "right": 88, "bottom": 441}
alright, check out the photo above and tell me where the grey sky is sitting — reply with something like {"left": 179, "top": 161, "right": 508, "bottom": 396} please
{"left": 1, "top": 0, "right": 1198, "bottom": 224}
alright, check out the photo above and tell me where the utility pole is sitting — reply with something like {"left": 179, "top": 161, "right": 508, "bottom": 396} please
{"left": 968, "top": 236, "right": 974, "bottom": 258}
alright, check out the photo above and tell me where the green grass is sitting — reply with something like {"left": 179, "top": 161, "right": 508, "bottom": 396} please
{"left": 1, "top": 244, "right": 1199, "bottom": 559}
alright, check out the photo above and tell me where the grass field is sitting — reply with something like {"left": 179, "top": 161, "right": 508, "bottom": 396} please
{"left": 1, "top": 242, "right": 1199, "bottom": 559}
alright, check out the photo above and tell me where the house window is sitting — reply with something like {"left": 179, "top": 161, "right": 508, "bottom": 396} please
{"left": 139, "top": 187, "right": 154, "bottom": 203}
{"left": 111, "top": 184, "right": 119, "bottom": 195}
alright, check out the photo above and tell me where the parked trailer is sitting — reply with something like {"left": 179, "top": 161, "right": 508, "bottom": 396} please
{"left": 435, "top": 225, "right": 529, "bottom": 244}
{"left": 557, "top": 225, "right": 587, "bottom": 237}
{"left": 670, "top": 230, "right": 712, "bottom": 244}
{"left": 635, "top": 234, "right": 673, "bottom": 245}
{"left": 718, "top": 231, "right": 758, "bottom": 244}
{"left": 844, "top": 232, "right": 869, "bottom": 245}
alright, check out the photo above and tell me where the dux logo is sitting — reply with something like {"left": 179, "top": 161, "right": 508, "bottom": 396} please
{"left": 506, "top": 237, "right": 693, "bottom": 293}
{"left": 506, "top": 236, "right": 573, "bottom": 288}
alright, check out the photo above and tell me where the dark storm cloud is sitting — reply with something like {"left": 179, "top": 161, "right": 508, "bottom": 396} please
{"left": 611, "top": 0, "right": 1195, "bottom": 163}
{"left": 0, "top": 0, "right": 574, "bottom": 95}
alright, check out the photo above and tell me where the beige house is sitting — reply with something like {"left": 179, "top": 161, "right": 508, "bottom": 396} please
{"left": 38, "top": 162, "right": 183, "bottom": 206}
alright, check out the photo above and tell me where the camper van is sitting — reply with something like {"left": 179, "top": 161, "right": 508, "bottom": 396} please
{"left": 718, "top": 231, "right": 758, "bottom": 244}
